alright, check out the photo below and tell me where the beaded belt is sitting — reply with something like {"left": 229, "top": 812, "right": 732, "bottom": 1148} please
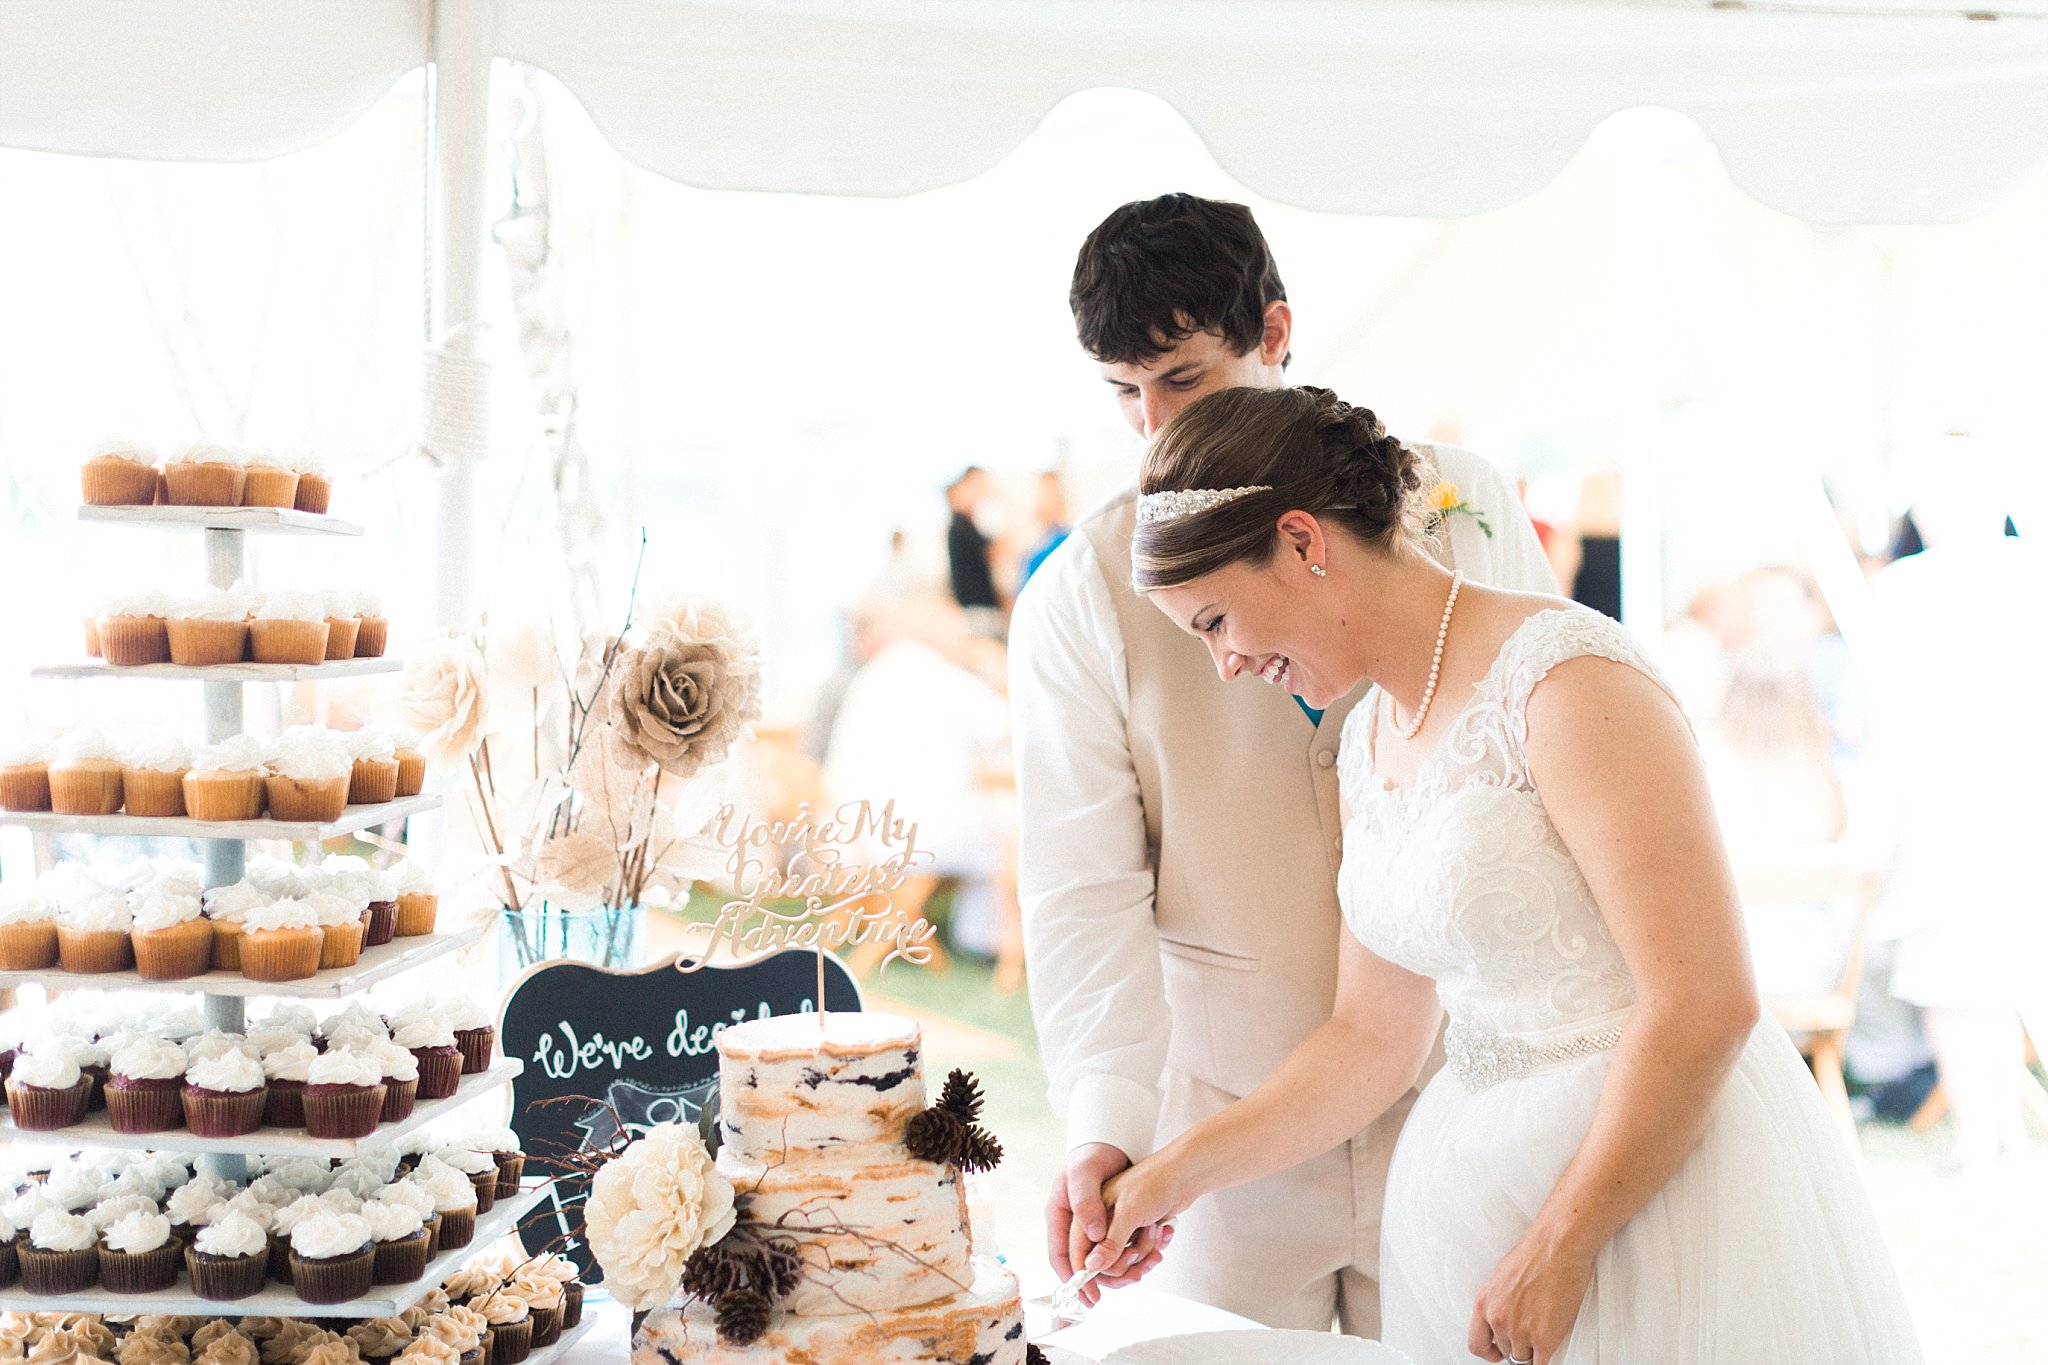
{"left": 1444, "top": 1014, "right": 1628, "bottom": 1092}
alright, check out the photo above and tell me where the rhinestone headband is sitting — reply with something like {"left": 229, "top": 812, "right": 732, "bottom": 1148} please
{"left": 1134, "top": 484, "right": 1273, "bottom": 526}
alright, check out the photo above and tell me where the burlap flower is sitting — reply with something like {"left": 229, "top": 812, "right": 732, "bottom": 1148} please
{"left": 604, "top": 612, "right": 761, "bottom": 782}
{"left": 585, "top": 1123, "right": 737, "bottom": 1312}
{"left": 531, "top": 828, "right": 618, "bottom": 913}
{"left": 395, "top": 631, "right": 489, "bottom": 763}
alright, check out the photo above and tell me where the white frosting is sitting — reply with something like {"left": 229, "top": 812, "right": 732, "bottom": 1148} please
{"left": 317, "top": 589, "right": 359, "bottom": 620}
{"left": 3, "top": 1191, "right": 57, "bottom": 1228}
{"left": 184, "top": 582, "right": 258, "bottom": 624}
{"left": 55, "top": 729, "right": 120, "bottom": 762}
{"left": 242, "top": 1025, "right": 306, "bottom": 1056}
{"left": 184, "top": 1050, "right": 264, "bottom": 1094}
{"left": 216, "top": 1191, "right": 275, "bottom": 1229}
{"left": 354, "top": 1142, "right": 402, "bottom": 1181}
{"left": 146, "top": 859, "right": 206, "bottom": 898}
{"left": 255, "top": 591, "right": 327, "bottom": 625}
{"left": 386, "top": 861, "right": 435, "bottom": 896}
{"left": 28, "top": 1209, "right": 96, "bottom": 1252}
{"left": 193, "top": 1209, "right": 267, "bottom": 1259}
{"left": 434, "top": 1147, "right": 494, "bottom": 1177}
{"left": 102, "top": 1168, "right": 169, "bottom": 1203}
{"left": 242, "top": 897, "right": 319, "bottom": 933}
{"left": 442, "top": 998, "right": 490, "bottom": 1032}
{"left": 87, "top": 1194, "right": 161, "bottom": 1229}
{"left": 244, "top": 856, "right": 306, "bottom": 897}
{"left": 62, "top": 890, "right": 132, "bottom": 932}
{"left": 374, "top": 1180, "right": 434, "bottom": 1220}
{"left": 184, "top": 1033, "right": 249, "bottom": 1064}
{"left": 264, "top": 1156, "right": 333, "bottom": 1192}
{"left": 343, "top": 729, "right": 396, "bottom": 762}
{"left": 466, "top": 1127, "right": 523, "bottom": 1155}
{"left": 410, "top": 1158, "right": 476, "bottom": 1213}
{"left": 391, "top": 1016, "right": 455, "bottom": 1050}
{"left": 306, "top": 1050, "right": 383, "bottom": 1089}
{"left": 89, "top": 435, "right": 155, "bottom": 461}
{"left": 360, "top": 1199, "right": 425, "bottom": 1244}
{"left": 271, "top": 730, "right": 352, "bottom": 781}
{"left": 0, "top": 735, "right": 56, "bottom": 766}
{"left": 204, "top": 881, "right": 269, "bottom": 920}
{"left": 325, "top": 1164, "right": 388, "bottom": 1201}
{"left": 103, "top": 1209, "right": 175, "bottom": 1254}
{"left": 318, "top": 1188, "right": 364, "bottom": 1215}
{"left": 245, "top": 449, "right": 292, "bottom": 473}
{"left": 119, "top": 735, "right": 193, "bottom": 774}
{"left": 387, "top": 727, "right": 422, "bottom": 752}
{"left": 349, "top": 589, "right": 382, "bottom": 616}
{"left": 326, "top": 1001, "right": 388, "bottom": 1036}
{"left": 364, "top": 1039, "right": 419, "bottom": 1084}
{"left": 110, "top": 1038, "right": 188, "bottom": 1081}
{"left": 10, "top": 1052, "right": 83, "bottom": 1089}
{"left": 169, "top": 439, "right": 243, "bottom": 468}
{"left": 290, "top": 1210, "right": 371, "bottom": 1261}
{"left": 0, "top": 888, "right": 53, "bottom": 925}
{"left": 308, "top": 892, "right": 365, "bottom": 928}
{"left": 98, "top": 589, "right": 175, "bottom": 620}
{"left": 261, "top": 1042, "right": 319, "bottom": 1082}
{"left": 290, "top": 450, "right": 328, "bottom": 477}
{"left": 193, "top": 735, "right": 272, "bottom": 774}
{"left": 130, "top": 893, "right": 203, "bottom": 932}
{"left": 165, "top": 1178, "right": 231, "bottom": 1227}
{"left": 46, "top": 1166, "right": 106, "bottom": 1213}
{"left": 260, "top": 1002, "right": 321, "bottom": 1036}
{"left": 272, "top": 1194, "right": 325, "bottom": 1232}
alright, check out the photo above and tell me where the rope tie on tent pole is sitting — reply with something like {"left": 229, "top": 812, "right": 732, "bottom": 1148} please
{"left": 413, "top": 321, "right": 496, "bottom": 467}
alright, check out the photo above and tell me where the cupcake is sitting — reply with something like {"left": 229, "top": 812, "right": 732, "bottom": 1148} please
{"left": 81, "top": 437, "right": 161, "bottom": 506}
{"left": 447, "top": 999, "right": 496, "bottom": 1075}
{"left": 362, "top": 1200, "right": 429, "bottom": 1287}
{"left": 478, "top": 1289, "right": 533, "bottom": 1365}
{"left": 105, "top": 1037, "right": 189, "bottom": 1133}
{"left": 98, "top": 1209, "right": 181, "bottom": 1292}
{"left": 347, "top": 1319, "right": 415, "bottom": 1365}
{"left": 166, "top": 583, "right": 255, "bottom": 667}
{"left": 300, "top": 1050, "right": 387, "bottom": 1140}
{"left": 0, "top": 736, "right": 55, "bottom": 812}
{"left": 18, "top": 1210, "right": 99, "bottom": 1294}
{"left": 349, "top": 590, "right": 388, "bottom": 659}
{"left": 0, "top": 888, "right": 59, "bottom": 970}
{"left": 471, "top": 1130, "right": 526, "bottom": 1201}
{"left": 3, "top": 1052, "right": 92, "bottom": 1129}
{"left": 260, "top": 1041, "right": 317, "bottom": 1128}
{"left": 57, "top": 890, "right": 137, "bottom": 973}
{"left": 241, "top": 452, "right": 299, "bottom": 509}
{"left": 205, "top": 882, "right": 266, "bottom": 968}
{"left": 238, "top": 897, "right": 323, "bottom": 982}
{"left": 391, "top": 729, "right": 427, "bottom": 798}
{"left": 389, "top": 861, "right": 438, "bottom": 939}
{"left": 96, "top": 591, "right": 175, "bottom": 666}
{"left": 393, "top": 1015, "right": 462, "bottom": 1100}
{"left": 410, "top": 1159, "right": 476, "bottom": 1250}
{"left": 185, "top": 1210, "right": 270, "bottom": 1301}
{"left": 287, "top": 1210, "right": 375, "bottom": 1304}
{"left": 131, "top": 892, "right": 215, "bottom": 979}
{"left": 121, "top": 735, "right": 195, "bottom": 817}
{"left": 318, "top": 591, "right": 361, "bottom": 662}
{"left": 266, "top": 730, "right": 352, "bottom": 824}
{"left": 344, "top": 729, "right": 400, "bottom": 806}
{"left": 310, "top": 894, "right": 366, "bottom": 969}
{"left": 183, "top": 736, "right": 272, "bottom": 822}
{"left": 180, "top": 1049, "right": 267, "bottom": 1138}
{"left": 163, "top": 441, "right": 246, "bottom": 507}
{"left": 360, "top": 868, "right": 399, "bottom": 948}
{"left": 248, "top": 592, "right": 329, "bottom": 667}
{"left": 0, "top": 1209, "right": 19, "bottom": 1288}
{"left": 510, "top": 1273, "right": 563, "bottom": 1348}
{"left": 366, "top": 1039, "right": 419, "bottom": 1124}
{"left": 48, "top": 730, "right": 125, "bottom": 815}
{"left": 374, "top": 1180, "right": 439, "bottom": 1257}
{"left": 291, "top": 451, "right": 333, "bottom": 515}
{"left": 435, "top": 1147, "right": 499, "bottom": 1216}
{"left": 84, "top": 615, "right": 102, "bottom": 657}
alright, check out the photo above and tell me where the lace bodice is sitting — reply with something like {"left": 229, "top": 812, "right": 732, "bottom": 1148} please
{"left": 1338, "top": 607, "right": 1679, "bottom": 1037}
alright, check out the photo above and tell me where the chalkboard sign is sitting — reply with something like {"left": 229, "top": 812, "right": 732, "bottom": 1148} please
{"left": 497, "top": 949, "right": 862, "bottom": 1281}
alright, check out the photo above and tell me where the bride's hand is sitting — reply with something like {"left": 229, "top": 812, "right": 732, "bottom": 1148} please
{"left": 1084, "top": 1154, "right": 1195, "bottom": 1277}
{"left": 1467, "top": 1235, "right": 1595, "bottom": 1365}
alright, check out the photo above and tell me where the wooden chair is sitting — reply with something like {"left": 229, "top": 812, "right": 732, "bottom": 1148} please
{"left": 1754, "top": 862, "right": 1877, "bottom": 1153}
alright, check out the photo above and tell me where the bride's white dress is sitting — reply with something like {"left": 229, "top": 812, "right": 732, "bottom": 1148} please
{"left": 1338, "top": 607, "right": 1922, "bottom": 1364}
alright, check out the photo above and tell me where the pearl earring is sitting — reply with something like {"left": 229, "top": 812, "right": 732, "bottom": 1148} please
{"left": 1309, "top": 563, "right": 1327, "bottom": 578}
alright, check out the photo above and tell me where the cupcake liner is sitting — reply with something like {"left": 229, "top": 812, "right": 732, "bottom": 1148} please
{"left": 0, "top": 764, "right": 52, "bottom": 812}
{"left": 3, "top": 1078, "right": 91, "bottom": 1130}
{"left": 291, "top": 1244, "right": 376, "bottom": 1304}
{"left": 165, "top": 461, "right": 247, "bottom": 507}
{"left": 379, "top": 1076, "right": 418, "bottom": 1124}
{"left": 422, "top": 1212, "right": 444, "bottom": 1258}
{"left": 561, "top": 1282, "right": 584, "bottom": 1329}
{"left": 354, "top": 617, "right": 389, "bottom": 658}
{"left": 211, "top": 919, "right": 245, "bottom": 970}
{"left": 81, "top": 456, "right": 160, "bottom": 506}
{"left": 461, "top": 1348, "right": 484, "bottom": 1365}
{"left": 294, "top": 474, "right": 333, "bottom": 515}
{"left": 99, "top": 1240, "right": 183, "bottom": 1293}
{"left": 412, "top": 1046, "right": 461, "bottom": 1100}
{"left": 249, "top": 618, "right": 330, "bottom": 666}
{"left": 48, "top": 763, "right": 124, "bottom": 816}
{"left": 348, "top": 757, "right": 399, "bottom": 805}
{"left": 133, "top": 917, "right": 217, "bottom": 979}
{"left": 318, "top": 918, "right": 366, "bottom": 969}
{"left": 166, "top": 618, "right": 250, "bottom": 666}
{"left": 153, "top": 469, "right": 170, "bottom": 504}
{"left": 84, "top": 617, "right": 102, "bottom": 657}
{"left": 264, "top": 1076, "right": 307, "bottom": 1128}
{"left": 370, "top": 1230, "right": 430, "bottom": 1286}
{"left": 97, "top": 616, "right": 171, "bottom": 666}
{"left": 267, "top": 1231, "right": 293, "bottom": 1283}
{"left": 84, "top": 1063, "right": 109, "bottom": 1112}
{"left": 303, "top": 1081, "right": 387, "bottom": 1139}
{"left": 323, "top": 617, "right": 361, "bottom": 661}
{"left": 467, "top": 1170, "right": 497, "bottom": 1216}
{"left": 105, "top": 1075, "right": 186, "bottom": 1133}
{"left": 489, "top": 1317, "right": 533, "bottom": 1365}
{"left": 180, "top": 1084, "right": 268, "bottom": 1138}
{"left": 454, "top": 1026, "right": 496, "bottom": 1075}
{"left": 242, "top": 466, "right": 300, "bottom": 508}
{"left": 0, "top": 1239, "right": 18, "bottom": 1290}
{"left": 18, "top": 1243, "right": 98, "bottom": 1295}
{"left": 529, "top": 1305, "right": 562, "bottom": 1350}
{"left": 183, "top": 770, "right": 266, "bottom": 821}
{"left": 491, "top": 1153, "right": 526, "bottom": 1201}
{"left": 434, "top": 1207, "right": 476, "bottom": 1251}
{"left": 187, "top": 1247, "right": 270, "bottom": 1301}
{"left": 265, "top": 774, "right": 349, "bottom": 823}
{"left": 57, "top": 925, "right": 136, "bottom": 974}
{"left": 239, "top": 927, "right": 323, "bottom": 982}
{"left": 122, "top": 767, "right": 190, "bottom": 818}
{"left": 365, "top": 900, "right": 399, "bottom": 947}
{"left": 393, "top": 752, "right": 426, "bottom": 798}
{"left": 0, "top": 921, "right": 59, "bottom": 970}
{"left": 393, "top": 893, "right": 437, "bottom": 938}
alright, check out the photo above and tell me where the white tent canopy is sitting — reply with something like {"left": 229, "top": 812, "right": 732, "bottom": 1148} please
{"left": 6, "top": 0, "right": 2048, "bottom": 224}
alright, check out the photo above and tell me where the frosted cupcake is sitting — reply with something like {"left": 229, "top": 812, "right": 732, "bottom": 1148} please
{"left": 204, "top": 884, "right": 265, "bottom": 970}
{"left": 375, "top": 1176, "right": 440, "bottom": 1255}
{"left": 4, "top": 1052, "right": 91, "bottom": 1130}
{"left": 266, "top": 730, "right": 352, "bottom": 823}
{"left": 361, "top": 1199, "right": 429, "bottom": 1286}
{"left": 364, "top": 1039, "right": 420, "bottom": 1124}
{"left": 301, "top": 1050, "right": 387, "bottom": 1140}
{"left": 49, "top": 730, "right": 125, "bottom": 815}
{"left": 166, "top": 583, "right": 255, "bottom": 667}
{"left": 185, "top": 1209, "right": 269, "bottom": 1301}
{"left": 511, "top": 1270, "right": 564, "bottom": 1348}
{"left": 319, "top": 590, "right": 361, "bottom": 662}
{"left": 344, "top": 729, "right": 400, "bottom": 807}
{"left": 444, "top": 999, "right": 495, "bottom": 1075}
{"left": 180, "top": 1049, "right": 266, "bottom": 1138}
{"left": 131, "top": 891, "right": 214, "bottom": 980}
{"left": 57, "top": 890, "right": 136, "bottom": 973}
{"left": 120, "top": 735, "right": 194, "bottom": 819}
{"left": 95, "top": 590, "right": 174, "bottom": 666}
{"left": 290, "top": 451, "right": 333, "bottom": 516}
{"left": 163, "top": 440, "right": 246, "bottom": 508}
{"left": 0, "top": 888, "right": 58, "bottom": 970}
{"left": 409, "top": 1158, "right": 477, "bottom": 1250}
{"left": 260, "top": 1042, "right": 318, "bottom": 1129}
{"left": 390, "top": 728, "right": 427, "bottom": 798}
{"left": 468, "top": 1129, "right": 526, "bottom": 1200}
{"left": 183, "top": 736, "right": 272, "bottom": 822}
{"left": 238, "top": 898, "right": 323, "bottom": 982}
{"left": 288, "top": 1209, "right": 375, "bottom": 1304}
{"left": 310, "top": 893, "right": 366, "bottom": 969}
{"left": 392, "top": 1015, "right": 461, "bottom": 1100}
{"left": 248, "top": 592, "right": 330, "bottom": 667}
{"left": 478, "top": 1288, "right": 533, "bottom": 1365}
{"left": 81, "top": 436, "right": 161, "bottom": 507}
{"left": 350, "top": 590, "right": 388, "bottom": 659}
{"left": 434, "top": 1146, "right": 499, "bottom": 1217}
{"left": 389, "top": 861, "right": 438, "bottom": 938}
{"left": 240, "top": 451, "right": 299, "bottom": 509}
{"left": 98, "top": 1208, "right": 181, "bottom": 1293}
{"left": 349, "top": 1318, "right": 416, "bottom": 1365}
{"left": 0, "top": 736, "right": 55, "bottom": 812}
{"left": 105, "top": 1038, "right": 188, "bottom": 1133}
{"left": 19, "top": 1210, "right": 98, "bottom": 1294}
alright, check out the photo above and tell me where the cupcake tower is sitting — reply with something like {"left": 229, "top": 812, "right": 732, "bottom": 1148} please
{"left": 0, "top": 493, "right": 548, "bottom": 1319}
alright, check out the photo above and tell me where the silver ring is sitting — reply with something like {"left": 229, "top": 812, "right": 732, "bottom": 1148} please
{"left": 1506, "top": 1356, "right": 1532, "bottom": 1365}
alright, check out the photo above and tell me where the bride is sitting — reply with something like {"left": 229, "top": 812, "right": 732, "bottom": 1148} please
{"left": 1086, "top": 386, "right": 1922, "bottom": 1363}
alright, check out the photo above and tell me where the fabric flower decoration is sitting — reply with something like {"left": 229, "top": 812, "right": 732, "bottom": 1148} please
{"left": 603, "top": 609, "right": 762, "bottom": 782}
{"left": 585, "top": 1124, "right": 738, "bottom": 1312}
{"left": 395, "top": 631, "right": 490, "bottom": 762}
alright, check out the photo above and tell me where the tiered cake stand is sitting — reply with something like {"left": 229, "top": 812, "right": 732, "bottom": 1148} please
{"left": 0, "top": 506, "right": 575, "bottom": 1346}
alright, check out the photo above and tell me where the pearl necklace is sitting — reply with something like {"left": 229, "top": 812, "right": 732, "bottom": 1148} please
{"left": 1387, "top": 570, "right": 1464, "bottom": 742}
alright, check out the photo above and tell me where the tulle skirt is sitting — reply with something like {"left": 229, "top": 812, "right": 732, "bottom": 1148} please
{"left": 1380, "top": 1016, "right": 1924, "bottom": 1364}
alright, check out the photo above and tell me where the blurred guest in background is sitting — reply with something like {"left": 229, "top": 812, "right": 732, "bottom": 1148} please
{"left": 1022, "top": 471, "right": 1072, "bottom": 586}
{"left": 946, "top": 466, "right": 1006, "bottom": 637}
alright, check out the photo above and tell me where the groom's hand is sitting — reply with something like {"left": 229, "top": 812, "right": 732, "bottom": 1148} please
{"left": 1048, "top": 1144, "right": 1170, "bottom": 1307}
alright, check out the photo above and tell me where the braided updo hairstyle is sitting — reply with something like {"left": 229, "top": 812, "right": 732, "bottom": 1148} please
{"left": 1131, "top": 386, "right": 1428, "bottom": 592}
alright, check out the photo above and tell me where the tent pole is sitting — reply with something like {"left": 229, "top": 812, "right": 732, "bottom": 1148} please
{"left": 429, "top": 0, "right": 495, "bottom": 628}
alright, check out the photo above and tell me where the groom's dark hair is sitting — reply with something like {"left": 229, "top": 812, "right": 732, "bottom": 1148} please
{"left": 1070, "top": 194, "right": 1289, "bottom": 366}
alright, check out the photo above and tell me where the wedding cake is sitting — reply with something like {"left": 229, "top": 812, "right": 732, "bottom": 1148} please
{"left": 629, "top": 1011, "right": 1030, "bottom": 1365}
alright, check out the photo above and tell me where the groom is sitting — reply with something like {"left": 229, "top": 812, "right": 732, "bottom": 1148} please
{"left": 1010, "top": 194, "right": 1557, "bottom": 1333}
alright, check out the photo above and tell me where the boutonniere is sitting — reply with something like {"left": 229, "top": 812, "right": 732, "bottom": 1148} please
{"left": 1428, "top": 481, "right": 1493, "bottom": 539}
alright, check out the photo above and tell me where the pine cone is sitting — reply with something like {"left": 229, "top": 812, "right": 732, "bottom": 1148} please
{"left": 905, "top": 1106, "right": 969, "bottom": 1165}
{"left": 756, "top": 1239, "right": 803, "bottom": 1301}
{"left": 936, "top": 1069, "right": 985, "bottom": 1123}
{"left": 682, "top": 1244, "right": 749, "bottom": 1301}
{"left": 956, "top": 1124, "right": 1005, "bottom": 1174}
{"left": 715, "top": 1289, "right": 772, "bottom": 1347}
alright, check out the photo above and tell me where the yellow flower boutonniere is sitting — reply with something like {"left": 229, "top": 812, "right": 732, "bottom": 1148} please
{"left": 1427, "top": 481, "right": 1493, "bottom": 539}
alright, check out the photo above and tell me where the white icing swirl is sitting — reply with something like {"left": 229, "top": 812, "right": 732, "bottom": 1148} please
{"left": 442, "top": 998, "right": 490, "bottom": 1032}
{"left": 262, "top": 1041, "right": 319, "bottom": 1082}
{"left": 183, "top": 1050, "right": 264, "bottom": 1094}
{"left": 374, "top": 1180, "right": 435, "bottom": 1220}
{"left": 102, "top": 1209, "right": 175, "bottom": 1254}
{"left": 306, "top": 1050, "right": 383, "bottom": 1089}
{"left": 1, "top": 735, "right": 56, "bottom": 766}
{"left": 343, "top": 729, "right": 396, "bottom": 762}
{"left": 193, "top": 1209, "right": 267, "bottom": 1259}
{"left": 169, "top": 439, "right": 242, "bottom": 467}
{"left": 360, "top": 1199, "right": 425, "bottom": 1244}
{"left": 390, "top": 1016, "right": 455, "bottom": 1050}
{"left": 110, "top": 1038, "right": 188, "bottom": 1081}
{"left": 466, "top": 1128, "right": 523, "bottom": 1155}
{"left": 0, "top": 888, "right": 53, "bottom": 925}
{"left": 409, "top": 1158, "right": 476, "bottom": 1213}
{"left": 241, "top": 897, "right": 319, "bottom": 933}
{"left": 364, "top": 1039, "right": 419, "bottom": 1084}
{"left": 62, "top": 890, "right": 133, "bottom": 932}
{"left": 184, "top": 1033, "right": 249, "bottom": 1063}
{"left": 121, "top": 735, "right": 194, "bottom": 773}
{"left": 185, "top": 582, "right": 258, "bottom": 624}
{"left": 130, "top": 893, "right": 203, "bottom": 932}
{"left": 165, "top": 1177, "right": 231, "bottom": 1226}
{"left": 55, "top": 729, "right": 119, "bottom": 762}
{"left": 289, "top": 1210, "right": 371, "bottom": 1261}
{"left": 290, "top": 450, "right": 328, "bottom": 477}
{"left": 98, "top": 590, "right": 174, "bottom": 620}
{"left": 10, "top": 1051, "right": 83, "bottom": 1089}
{"left": 87, "top": 1194, "right": 160, "bottom": 1229}
{"left": 271, "top": 730, "right": 352, "bottom": 781}
{"left": 89, "top": 434, "right": 155, "bottom": 461}
{"left": 28, "top": 1209, "right": 95, "bottom": 1252}
{"left": 193, "top": 735, "right": 272, "bottom": 774}
{"left": 434, "top": 1147, "right": 494, "bottom": 1177}
{"left": 255, "top": 591, "right": 327, "bottom": 624}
